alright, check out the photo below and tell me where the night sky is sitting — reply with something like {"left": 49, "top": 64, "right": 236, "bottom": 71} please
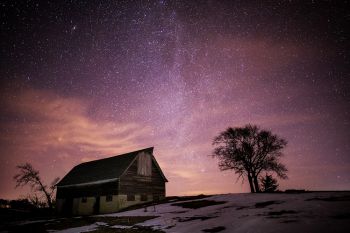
{"left": 1, "top": 0, "right": 349, "bottom": 199}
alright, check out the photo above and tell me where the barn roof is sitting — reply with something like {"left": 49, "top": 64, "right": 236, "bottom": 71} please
{"left": 57, "top": 147, "right": 167, "bottom": 187}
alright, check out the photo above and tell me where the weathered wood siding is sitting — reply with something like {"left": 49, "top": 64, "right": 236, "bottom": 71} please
{"left": 137, "top": 152, "right": 152, "bottom": 176}
{"left": 57, "top": 181, "right": 119, "bottom": 198}
{"left": 119, "top": 158, "right": 165, "bottom": 196}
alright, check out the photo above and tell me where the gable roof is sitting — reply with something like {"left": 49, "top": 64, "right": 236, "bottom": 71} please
{"left": 57, "top": 147, "right": 167, "bottom": 187}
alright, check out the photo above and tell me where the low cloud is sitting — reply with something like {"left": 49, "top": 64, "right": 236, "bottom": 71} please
{"left": 1, "top": 88, "right": 148, "bottom": 157}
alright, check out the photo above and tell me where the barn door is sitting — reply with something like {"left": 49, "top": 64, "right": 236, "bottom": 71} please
{"left": 63, "top": 198, "right": 73, "bottom": 215}
{"left": 93, "top": 196, "right": 100, "bottom": 214}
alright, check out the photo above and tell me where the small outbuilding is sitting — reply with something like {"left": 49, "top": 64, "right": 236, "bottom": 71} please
{"left": 56, "top": 147, "right": 167, "bottom": 215}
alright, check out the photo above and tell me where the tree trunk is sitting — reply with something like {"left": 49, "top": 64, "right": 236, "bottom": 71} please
{"left": 247, "top": 173, "right": 255, "bottom": 193}
{"left": 45, "top": 194, "right": 53, "bottom": 209}
{"left": 37, "top": 178, "right": 53, "bottom": 209}
{"left": 253, "top": 175, "right": 261, "bottom": 193}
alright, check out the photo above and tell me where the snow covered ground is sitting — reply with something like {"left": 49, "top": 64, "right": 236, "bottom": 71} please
{"left": 4, "top": 192, "right": 349, "bottom": 233}
{"left": 100, "top": 192, "right": 350, "bottom": 233}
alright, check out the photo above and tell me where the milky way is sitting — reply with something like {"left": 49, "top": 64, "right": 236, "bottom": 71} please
{"left": 1, "top": 1, "right": 349, "bottom": 199}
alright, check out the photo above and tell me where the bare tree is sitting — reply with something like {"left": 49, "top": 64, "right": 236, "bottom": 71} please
{"left": 27, "top": 193, "right": 47, "bottom": 208}
{"left": 211, "top": 124, "right": 287, "bottom": 193}
{"left": 14, "top": 163, "right": 59, "bottom": 209}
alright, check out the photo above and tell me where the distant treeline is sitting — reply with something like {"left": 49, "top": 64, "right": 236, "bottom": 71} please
{"left": 0, "top": 198, "right": 50, "bottom": 210}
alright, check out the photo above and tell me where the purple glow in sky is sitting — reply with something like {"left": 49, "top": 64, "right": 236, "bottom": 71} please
{"left": 0, "top": 1, "right": 349, "bottom": 199}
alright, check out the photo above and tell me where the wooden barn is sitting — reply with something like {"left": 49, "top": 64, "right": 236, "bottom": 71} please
{"left": 56, "top": 147, "right": 167, "bottom": 215}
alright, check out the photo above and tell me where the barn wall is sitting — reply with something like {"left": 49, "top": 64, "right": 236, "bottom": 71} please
{"left": 119, "top": 157, "right": 166, "bottom": 198}
{"left": 116, "top": 194, "right": 154, "bottom": 209}
{"left": 72, "top": 197, "right": 95, "bottom": 215}
{"left": 99, "top": 195, "right": 120, "bottom": 214}
{"left": 57, "top": 194, "right": 154, "bottom": 215}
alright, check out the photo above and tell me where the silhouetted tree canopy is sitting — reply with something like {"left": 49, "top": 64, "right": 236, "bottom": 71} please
{"left": 13, "top": 163, "right": 59, "bottom": 209}
{"left": 260, "top": 174, "right": 279, "bottom": 192}
{"left": 211, "top": 124, "right": 287, "bottom": 193}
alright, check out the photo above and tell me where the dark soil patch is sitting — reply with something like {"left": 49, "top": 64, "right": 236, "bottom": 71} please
{"left": 171, "top": 200, "right": 226, "bottom": 209}
{"left": 174, "top": 215, "right": 217, "bottom": 222}
{"left": 268, "top": 210, "right": 298, "bottom": 216}
{"left": 219, "top": 204, "right": 235, "bottom": 209}
{"left": 6, "top": 221, "right": 48, "bottom": 233}
{"left": 280, "top": 219, "right": 299, "bottom": 223}
{"left": 45, "top": 217, "right": 96, "bottom": 230}
{"left": 218, "top": 204, "right": 244, "bottom": 210}
{"left": 331, "top": 213, "right": 350, "bottom": 219}
{"left": 0, "top": 208, "right": 45, "bottom": 224}
{"left": 306, "top": 195, "right": 350, "bottom": 202}
{"left": 166, "top": 194, "right": 212, "bottom": 202}
{"left": 202, "top": 226, "right": 226, "bottom": 232}
{"left": 284, "top": 189, "right": 306, "bottom": 193}
{"left": 236, "top": 206, "right": 249, "bottom": 210}
{"left": 47, "top": 216, "right": 158, "bottom": 230}
{"left": 255, "top": 200, "right": 284, "bottom": 208}
{"left": 86, "top": 225, "right": 164, "bottom": 233}
{"left": 167, "top": 210, "right": 188, "bottom": 214}
{"left": 5, "top": 216, "right": 159, "bottom": 233}
{"left": 0, "top": 208, "right": 56, "bottom": 231}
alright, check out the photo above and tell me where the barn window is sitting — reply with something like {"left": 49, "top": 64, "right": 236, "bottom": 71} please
{"left": 141, "top": 194, "right": 147, "bottom": 201}
{"left": 127, "top": 194, "right": 135, "bottom": 201}
{"left": 106, "top": 195, "right": 113, "bottom": 202}
{"left": 81, "top": 197, "right": 87, "bottom": 203}
{"left": 137, "top": 152, "right": 152, "bottom": 176}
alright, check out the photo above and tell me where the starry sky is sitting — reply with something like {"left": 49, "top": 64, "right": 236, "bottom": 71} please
{"left": 1, "top": 0, "right": 349, "bottom": 200}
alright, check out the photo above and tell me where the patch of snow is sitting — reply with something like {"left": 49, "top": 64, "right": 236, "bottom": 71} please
{"left": 95, "top": 222, "right": 108, "bottom": 226}
{"left": 110, "top": 225, "right": 133, "bottom": 229}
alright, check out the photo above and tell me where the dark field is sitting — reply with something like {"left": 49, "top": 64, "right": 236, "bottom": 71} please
{"left": 1, "top": 215, "right": 162, "bottom": 233}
